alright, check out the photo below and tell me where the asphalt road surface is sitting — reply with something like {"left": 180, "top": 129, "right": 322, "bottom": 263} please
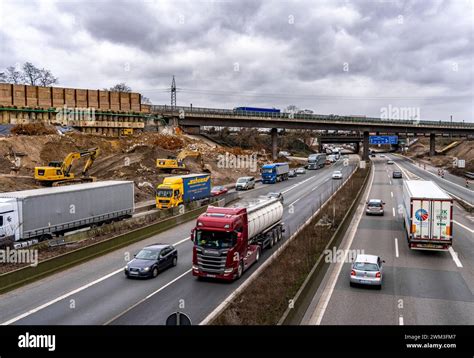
{"left": 0, "top": 157, "right": 357, "bottom": 325}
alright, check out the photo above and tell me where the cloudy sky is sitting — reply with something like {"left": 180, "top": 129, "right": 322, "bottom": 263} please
{"left": 0, "top": 0, "right": 472, "bottom": 121}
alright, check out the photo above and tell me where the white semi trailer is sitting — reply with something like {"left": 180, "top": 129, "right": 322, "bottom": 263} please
{"left": 0, "top": 181, "right": 134, "bottom": 247}
{"left": 402, "top": 180, "right": 453, "bottom": 251}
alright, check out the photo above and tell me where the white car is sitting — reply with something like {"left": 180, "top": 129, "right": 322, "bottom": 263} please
{"left": 350, "top": 254, "right": 384, "bottom": 289}
{"left": 332, "top": 170, "right": 343, "bottom": 179}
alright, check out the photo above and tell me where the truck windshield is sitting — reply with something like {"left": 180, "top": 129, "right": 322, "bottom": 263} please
{"left": 156, "top": 189, "right": 172, "bottom": 198}
{"left": 195, "top": 230, "right": 237, "bottom": 249}
{"left": 261, "top": 168, "right": 274, "bottom": 174}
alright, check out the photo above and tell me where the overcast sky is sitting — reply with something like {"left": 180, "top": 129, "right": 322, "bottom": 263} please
{"left": 0, "top": 0, "right": 472, "bottom": 122}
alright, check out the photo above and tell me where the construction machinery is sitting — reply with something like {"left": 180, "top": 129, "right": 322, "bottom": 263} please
{"left": 34, "top": 148, "right": 100, "bottom": 186}
{"left": 157, "top": 150, "right": 210, "bottom": 173}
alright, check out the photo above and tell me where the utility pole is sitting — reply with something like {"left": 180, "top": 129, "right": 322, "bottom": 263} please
{"left": 171, "top": 75, "right": 176, "bottom": 107}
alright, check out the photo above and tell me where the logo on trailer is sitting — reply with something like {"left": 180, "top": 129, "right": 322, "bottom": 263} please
{"left": 415, "top": 208, "right": 429, "bottom": 221}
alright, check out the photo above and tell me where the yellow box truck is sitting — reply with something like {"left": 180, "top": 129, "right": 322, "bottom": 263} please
{"left": 156, "top": 174, "right": 211, "bottom": 209}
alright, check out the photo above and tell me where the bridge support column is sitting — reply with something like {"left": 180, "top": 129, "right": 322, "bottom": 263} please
{"left": 363, "top": 131, "right": 369, "bottom": 161}
{"left": 429, "top": 133, "right": 436, "bottom": 156}
{"left": 354, "top": 142, "right": 360, "bottom": 155}
{"left": 271, "top": 128, "right": 278, "bottom": 160}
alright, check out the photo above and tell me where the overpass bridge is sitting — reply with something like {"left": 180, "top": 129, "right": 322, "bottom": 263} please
{"left": 152, "top": 105, "right": 474, "bottom": 159}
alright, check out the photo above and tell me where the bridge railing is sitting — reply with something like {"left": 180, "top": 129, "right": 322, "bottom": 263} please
{"left": 151, "top": 105, "right": 474, "bottom": 129}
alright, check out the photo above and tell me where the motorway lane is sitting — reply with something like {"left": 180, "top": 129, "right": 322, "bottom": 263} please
{"left": 314, "top": 157, "right": 473, "bottom": 325}
{"left": 1, "top": 159, "right": 355, "bottom": 325}
{"left": 388, "top": 154, "right": 473, "bottom": 206}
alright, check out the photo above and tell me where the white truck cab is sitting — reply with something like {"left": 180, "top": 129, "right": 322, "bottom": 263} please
{"left": 0, "top": 199, "right": 19, "bottom": 244}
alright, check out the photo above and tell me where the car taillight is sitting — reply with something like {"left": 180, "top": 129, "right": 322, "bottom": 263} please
{"left": 351, "top": 270, "right": 356, "bottom": 276}
{"left": 375, "top": 272, "right": 381, "bottom": 278}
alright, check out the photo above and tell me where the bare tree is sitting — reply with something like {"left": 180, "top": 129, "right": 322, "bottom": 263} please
{"left": 22, "top": 62, "right": 42, "bottom": 85}
{"left": 141, "top": 95, "right": 152, "bottom": 104}
{"left": 107, "top": 83, "right": 132, "bottom": 92}
{"left": 5, "top": 66, "right": 23, "bottom": 84}
{"left": 0, "top": 72, "right": 6, "bottom": 83}
{"left": 38, "top": 68, "right": 58, "bottom": 86}
{"left": 285, "top": 104, "right": 300, "bottom": 113}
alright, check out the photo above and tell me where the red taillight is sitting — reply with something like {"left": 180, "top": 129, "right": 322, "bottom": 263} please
{"left": 351, "top": 270, "right": 356, "bottom": 276}
{"left": 375, "top": 272, "right": 381, "bottom": 278}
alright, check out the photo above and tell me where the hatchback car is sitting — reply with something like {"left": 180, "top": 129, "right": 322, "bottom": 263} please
{"left": 235, "top": 176, "right": 255, "bottom": 190}
{"left": 211, "top": 186, "right": 228, "bottom": 196}
{"left": 366, "top": 199, "right": 385, "bottom": 215}
{"left": 125, "top": 244, "right": 178, "bottom": 278}
{"left": 267, "top": 192, "right": 284, "bottom": 204}
{"left": 296, "top": 167, "right": 306, "bottom": 175}
{"left": 392, "top": 171, "right": 402, "bottom": 179}
{"left": 332, "top": 170, "right": 343, "bottom": 179}
{"left": 350, "top": 254, "right": 385, "bottom": 289}
{"left": 288, "top": 169, "right": 297, "bottom": 177}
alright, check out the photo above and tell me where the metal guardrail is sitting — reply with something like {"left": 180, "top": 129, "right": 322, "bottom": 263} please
{"left": 152, "top": 105, "right": 474, "bottom": 129}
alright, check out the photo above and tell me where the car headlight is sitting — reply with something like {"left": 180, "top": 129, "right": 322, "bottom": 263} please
{"left": 142, "top": 266, "right": 151, "bottom": 272}
{"left": 125, "top": 265, "right": 129, "bottom": 270}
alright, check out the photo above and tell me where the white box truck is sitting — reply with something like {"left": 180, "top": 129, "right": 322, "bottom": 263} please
{"left": 0, "top": 181, "right": 134, "bottom": 248}
{"left": 402, "top": 180, "right": 453, "bottom": 251}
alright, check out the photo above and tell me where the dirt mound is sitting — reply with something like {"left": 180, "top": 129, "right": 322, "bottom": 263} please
{"left": 11, "top": 123, "right": 57, "bottom": 135}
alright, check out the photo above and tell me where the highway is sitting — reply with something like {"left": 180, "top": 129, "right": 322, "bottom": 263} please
{"left": 0, "top": 158, "right": 356, "bottom": 325}
{"left": 305, "top": 156, "right": 473, "bottom": 325}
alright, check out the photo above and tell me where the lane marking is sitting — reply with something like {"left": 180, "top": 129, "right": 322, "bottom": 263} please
{"left": 391, "top": 191, "right": 393, "bottom": 198}
{"left": 395, "top": 238, "right": 399, "bottom": 258}
{"left": 399, "top": 316, "right": 404, "bottom": 325}
{"left": 104, "top": 269, "right": 192, "bottom": 325}
{"left": 448, "top": 247, "right": 463, "bottom": 268}
{"left": 389, "top": 180, "right": 392, "bottom": 185}
{"left": 392, "top": 207, "right": 396, "bottom": 217}
{"left": 309, "top": 161, "right": 375, "bottom": 325}
{"left": 454, "top": 220, "right": 474, "bottom": 233}
{"left": 1, "top": 236, "right": 192, "bottom": 325}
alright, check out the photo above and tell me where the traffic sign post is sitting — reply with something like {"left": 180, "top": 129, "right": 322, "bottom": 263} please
{"left": 166, "top": 311, "right": 192, "bottom": 326}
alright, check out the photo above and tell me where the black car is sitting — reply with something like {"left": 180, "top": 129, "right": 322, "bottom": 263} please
{"left": 392, "top": 171, "right": 402, "bottom": 179}
{"left": 125, "top": 244, "right": 177, "bottom": 278}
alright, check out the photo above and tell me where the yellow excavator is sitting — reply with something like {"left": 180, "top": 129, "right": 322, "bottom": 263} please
{"left": 157, "top": 150, "right": 210, "bottom": 173}
{"left": 34, "top": 148, "right": 100, "bottom": 186}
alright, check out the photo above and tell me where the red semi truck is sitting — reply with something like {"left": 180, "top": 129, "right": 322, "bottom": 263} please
{"left": 191, "top": 197, "right": 284, "bottom": 281}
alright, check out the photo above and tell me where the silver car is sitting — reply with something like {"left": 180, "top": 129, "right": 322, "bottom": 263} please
{"left": 350, "top": 254, "right": 384, "bottom": 289}
{"left": 366, "top": 199, "right": 385, "bottom": 215}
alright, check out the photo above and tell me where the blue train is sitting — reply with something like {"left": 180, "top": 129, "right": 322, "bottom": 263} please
{"left": 233, "top": 107, "right": 281, "bottom": 113}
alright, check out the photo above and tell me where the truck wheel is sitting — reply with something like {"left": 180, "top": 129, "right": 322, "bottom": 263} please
{"left": 237, "top": 262, "right": 244, "bottom": 279}
{"left": 269, "top": 235, "right": 274, "bottom": 248}
{"left": 255, "top": 248, "right": 261, "bottom": 262}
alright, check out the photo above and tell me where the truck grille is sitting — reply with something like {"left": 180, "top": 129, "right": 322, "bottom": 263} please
{"left": 196, "top": 249, "right": 227, "bottom": 274}
{"left": 159, "top": 200, "right": 170, "bottom": 203}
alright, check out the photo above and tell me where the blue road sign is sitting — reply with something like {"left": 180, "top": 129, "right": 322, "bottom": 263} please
{"left": 369, "top": 135, "right": 398, "bottom": 145}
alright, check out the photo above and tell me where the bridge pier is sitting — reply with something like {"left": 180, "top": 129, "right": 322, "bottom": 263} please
{"left": 363, "top": 131, "right": 369, "bottom": 161}
{"left": 354, "top": 142, "right": 360, "bottom": 155}
{"left": 271, "top": 128, "right": 278, "bottom": 160}
{"left": 429, "top": 133, "right": 436, "bottom": 156}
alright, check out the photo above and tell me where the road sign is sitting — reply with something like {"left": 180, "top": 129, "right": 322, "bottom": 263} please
{"left": 166, "top": 311, "right": 192, "bottom": 325}
{"left": 369, "top": 135, "right": 398, "bottom": 145}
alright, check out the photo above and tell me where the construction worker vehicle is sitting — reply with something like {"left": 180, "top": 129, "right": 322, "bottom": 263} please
{"left": 157, "top": 150, "right": 209, "bottom": 173}
{"left": 34, "top": 148, "right": 100, "bottom": 186}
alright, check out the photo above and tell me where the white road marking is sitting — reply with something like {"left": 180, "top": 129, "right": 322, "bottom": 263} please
{"left": 453, "top": 220, "right": 474, "bottom": 234}
{"left": 392, "top": 207, "right": 396, "bottom": 217}
{"left": 391, "top": 191, "right": 393, "bottom": 198}
{"left": 395, "top": 238, "right": 399, "bottom": 258}
{"left": 1, "top": 236, "right": 192, "bottom": 325}
{"left": 399, "top": 316, "right": 404, "bottom": 325}
{"left": 309, "top": 163, "right": 375, "bottom": 325}
{"left": 448, "top": 247, "right": 463, "bottom": 268}
{"left": 389, "top": 180, "right": 392, "bottom": 185}
{"left": 104, "top": 269, "right": 192, "bottom": 325}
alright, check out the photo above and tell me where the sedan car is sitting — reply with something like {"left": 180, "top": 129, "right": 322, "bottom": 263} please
{"left": 350, "top": 254, "right": 384, "bottom": 289}
{"left": 332, "top": 170, "right": 343, "bottom": 179}
{"left": 392, "top": 171, "right": 402, "bottom": 179}
{"left": 211, "top": 185, "right": 228, "bottom": 197}
{"left": 288, "top": 169, "right": 297, "bottom": 178}
{"left": 267, "top": 192, "right": 284, "bottom": 204}
{"left": 125, "top": 244, "right": 177, "bottom": 278}
{"left": 366, "top": 199, "right": 385, "bottom": 215}
{"left": 387, "top": 160, "right": 394, "bottom": 165}
{"left": 296, "top": 167, "right": 306, "bottom": 175}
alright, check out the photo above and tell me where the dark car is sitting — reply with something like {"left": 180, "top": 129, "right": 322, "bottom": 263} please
{"left": 125, "top": 244, "right": 177, "bottom": 278}
{"left": 267, "top": 192, "right": 284, "bottom": 204}
{"left": 211, "top": 186, "right": 228, "bottom": 197}
{"left": 392, "top": 171, "right": 402, "bottom": 179}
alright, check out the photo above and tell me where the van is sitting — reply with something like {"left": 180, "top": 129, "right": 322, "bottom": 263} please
{"left": 235, "top": 176, "right": 255, "bottom": 190}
